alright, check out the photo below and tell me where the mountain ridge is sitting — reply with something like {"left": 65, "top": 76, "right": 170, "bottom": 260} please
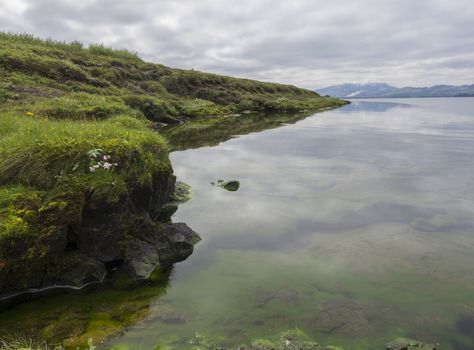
{"left": 317, "top": 82, "right": 474, "bottom": 98}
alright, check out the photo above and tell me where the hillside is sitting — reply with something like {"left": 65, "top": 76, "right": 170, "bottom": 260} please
{"left": 0, "top": 32, "right": 347, "bottom": 309}
{"left": 317, "top": 82, "right": 474, "bottom": 98}
{"left": 0, "top": 33, "right": 346, "bottom": 121}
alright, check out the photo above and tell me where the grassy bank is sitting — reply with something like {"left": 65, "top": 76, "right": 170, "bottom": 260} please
{"left": 0, "top": 32, "right": 347, "bottom": 262}
{"left": 0, "top": 32, "right": 348, "bottom": 349}
{"left": 0, "top": 113, "right": 169, "bottom": 245}
{"left": 0, "top": 32, "right": 346, "bottom": 120}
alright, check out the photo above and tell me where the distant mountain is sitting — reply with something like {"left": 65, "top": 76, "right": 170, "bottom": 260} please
{"left": 317, "top": 83, "right": 474, "bottom": 98}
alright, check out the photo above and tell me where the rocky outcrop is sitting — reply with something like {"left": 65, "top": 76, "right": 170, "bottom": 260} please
{"left": 0, "top": 170, "right": 200, "bottom": 308}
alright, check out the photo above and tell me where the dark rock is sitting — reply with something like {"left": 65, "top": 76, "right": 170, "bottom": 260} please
{"left": 150, "top": 172, "right": 176, "bottom": 220}
{"left": 122, "top": 222, "right": 200, "bottom": 280}
{"left": 156, "top": 223, "right": 201, "bottom": 264}
{"left": 157, "top": 181, "right": 191, "bottom": 222}
{"left": 49, "top": 254, "right": 107, "bottom": 287}
{"left": 218, "top": 180, "right": 240, "bottom": 192}
{"left": 157, "top": 203, "right": 178, "bottom": 222}
{"left": 124, "top": 239, "right": 160, "bottom": 280}
{"left": 0, "top": 168, "right": 201, "bottom": 308}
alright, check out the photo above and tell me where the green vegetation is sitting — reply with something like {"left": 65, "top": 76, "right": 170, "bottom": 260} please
{"left": 162, "top": 111, "right": 324, "bottom": 151}
{"left": 0, "top": 112, "right": 171, "bottom": 293}
{"left": 0, "top": 274, "right": 171, "bottom": 349}
{"left": 0, "top": 32, "right": 346, "bottom": 120}
{"left": 0, "top": 336, "right": 96, "bottom": 350}
{"left": 0, "top": 32, "right": 347, "bottom": 349}
{"left": 0, "top": 32, "right": 346, "bottom": 259}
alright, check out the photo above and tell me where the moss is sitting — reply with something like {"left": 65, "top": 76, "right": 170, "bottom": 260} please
{"left": 181, "top": 98, "right": 229, "bottom": 117}
{"left": 0, "top": 275, "right": 170, "bottom": 349}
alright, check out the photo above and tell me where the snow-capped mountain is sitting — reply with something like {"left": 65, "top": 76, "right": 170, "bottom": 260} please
{"left": 317, "top": 83, "right": 474, "bottom": 98}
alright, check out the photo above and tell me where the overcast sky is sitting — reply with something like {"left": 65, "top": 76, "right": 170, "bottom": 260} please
{"left": 1, "top": 0, "right": 473, "bottom": 89}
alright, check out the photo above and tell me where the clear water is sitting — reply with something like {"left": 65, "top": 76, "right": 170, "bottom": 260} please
{"left": 4, "top": 98, "right": 474, "bottom": 349}
{"left": 105, "top": 98, "right": 474, "bottom": 349}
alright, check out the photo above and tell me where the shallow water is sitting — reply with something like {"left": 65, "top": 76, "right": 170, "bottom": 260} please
{"left": 3, "top": 98, "right": 474, "bottom": 349}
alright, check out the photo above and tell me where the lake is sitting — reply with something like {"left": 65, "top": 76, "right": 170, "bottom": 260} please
{"left": 2, "top": 98, "right": 474, "bottom": 349}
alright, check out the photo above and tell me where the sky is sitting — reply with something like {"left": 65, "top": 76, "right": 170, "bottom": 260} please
{"left": 1, "top": 0, "right": 473, "bottom": 89}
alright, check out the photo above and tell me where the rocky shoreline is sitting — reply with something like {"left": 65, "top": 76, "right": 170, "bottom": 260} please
{"left": 0, "top": 171, "right": 200, "bottom": 310}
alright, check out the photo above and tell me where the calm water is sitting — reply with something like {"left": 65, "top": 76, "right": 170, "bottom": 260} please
{"left": 105, "top": 98, "right": 474, "bottom": 349}
{"left": 3, "top": 98, "right": 474, "bottom": 349}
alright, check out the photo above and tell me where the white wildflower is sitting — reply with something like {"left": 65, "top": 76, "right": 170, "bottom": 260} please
{"left": 102, "top": 162, "right": 113, "bottom": 170}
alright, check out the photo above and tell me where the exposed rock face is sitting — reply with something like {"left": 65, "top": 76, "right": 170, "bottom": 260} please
{"left": 0, "top": 170, "right": 200, "bottom": 307}
{"left": 124, "top": 222, "right": 200, "bottom": 280}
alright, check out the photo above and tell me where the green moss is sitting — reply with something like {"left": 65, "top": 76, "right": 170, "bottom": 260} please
{"left": 0, "top": 277, "right": 170, "bottom": 349}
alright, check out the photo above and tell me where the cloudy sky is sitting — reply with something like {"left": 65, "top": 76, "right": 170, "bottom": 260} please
{"left": 1, "top": 0, "right": 473, "bottom": 89}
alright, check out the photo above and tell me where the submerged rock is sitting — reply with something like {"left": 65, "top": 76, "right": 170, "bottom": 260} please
{"left": 386, "top": 338, "right": 437, "bottom": 350}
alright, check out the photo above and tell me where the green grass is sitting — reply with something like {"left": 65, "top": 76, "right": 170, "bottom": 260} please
{"left": 0, "top": 113, "right": 170, "bottom": 241}
{"left": 0, "top": 114, "right": 168, "bottom": 189}
{"left": 0, "top": 335, "right": 97, "bottom": 349}
{"left": 0, "top": 32, "right": 348, "bottom": 348}
{"left": 0, "top": 112, "right": 172, "bottom": 301}
{"left": 0, "top": 32, "right": 141, "bottom": 61}
{"left": 0, "top": 31, "right": 345, "bottom": 262}
{"left": 0, "top": 32, "right": 347, "bottom": 119}
{"left": 0, "top": 31, "right": 347, "bottom": 245}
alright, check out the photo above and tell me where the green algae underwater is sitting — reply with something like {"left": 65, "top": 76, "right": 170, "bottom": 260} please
{"left": 2, "top": 99, "right": 474, "bottom": 349}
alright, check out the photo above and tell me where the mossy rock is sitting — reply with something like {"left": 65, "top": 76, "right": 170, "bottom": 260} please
{"left": 217, "top": 180, "right": 240, "bottom": 192}
{"left": 386, "top": 338, "right": 437, "bottom": 350}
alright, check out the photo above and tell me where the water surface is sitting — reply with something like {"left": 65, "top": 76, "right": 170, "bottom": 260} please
{"left": 4, "top": 98, "right": 474, "bottom": 349}
{"left": 107, "top": 98, "right": 474, "bottom": 349}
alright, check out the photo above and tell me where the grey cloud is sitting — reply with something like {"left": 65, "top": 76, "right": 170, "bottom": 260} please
{"left": 0, "top": 0, "right": 473, "bottom": 88}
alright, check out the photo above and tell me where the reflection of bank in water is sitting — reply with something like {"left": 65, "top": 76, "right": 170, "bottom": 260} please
{"left": 0, "top": 266, "right": 181, "bottom": 348}
{"left": 161, "top": 111, "right": 319, "bottom": 151}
